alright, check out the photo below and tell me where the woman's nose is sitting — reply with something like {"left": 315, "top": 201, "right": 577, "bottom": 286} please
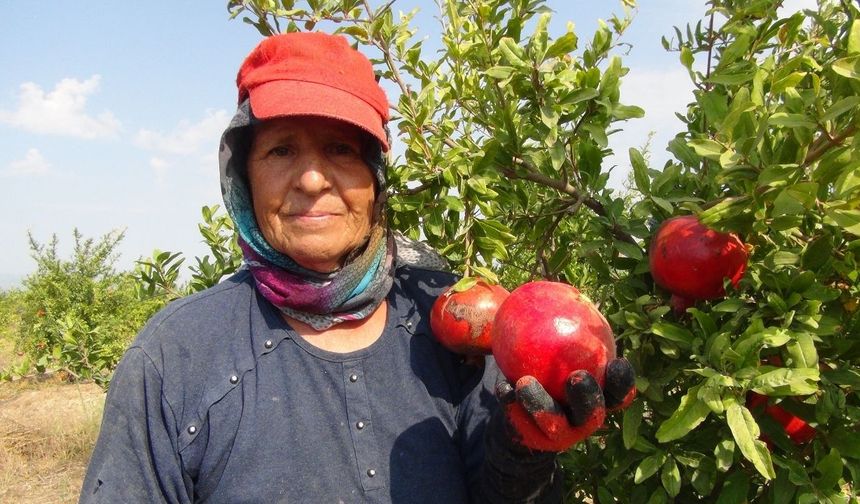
{"left": 294, "top": 151, "right": 332, "bottom": 194}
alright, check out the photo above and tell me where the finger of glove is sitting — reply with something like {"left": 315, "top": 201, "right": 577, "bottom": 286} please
{"left": 564, "top": 370, "right": 604, "bottom": 427}
{"left": 603, "top": 358, "right": 636, "bottom": 410}
{"left": 514, "top": 376, "right": 572, "bottom": 441}
{"left": 495, "top": 375, "right": 516, "bottom": 405}
{"left": 515, "top": 376, "right": 564, "bottom": 417}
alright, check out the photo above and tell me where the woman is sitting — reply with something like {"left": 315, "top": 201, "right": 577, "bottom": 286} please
{"left": 80, "top": 32, "right": 634, "bottom": 503}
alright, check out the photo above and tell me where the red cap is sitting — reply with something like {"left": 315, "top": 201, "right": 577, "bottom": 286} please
{"left": 237, "top": 32, "right": 390, "bottom": 151}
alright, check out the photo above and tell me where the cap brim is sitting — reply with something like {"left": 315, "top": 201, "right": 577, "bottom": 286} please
{"left": 248, "top": 80, "right": 389, "bottom": 152}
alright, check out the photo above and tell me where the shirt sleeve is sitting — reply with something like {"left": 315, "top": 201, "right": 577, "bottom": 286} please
{"left": 79, "top": 347, "right": 193, "bottom": 504}
{"left": 458, "top": 358, "right": 564, "bottom": 504}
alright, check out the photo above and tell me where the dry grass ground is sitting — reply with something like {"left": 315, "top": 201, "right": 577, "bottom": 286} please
{"left": 0, "top": 377, "right": 105, "bottom": 504}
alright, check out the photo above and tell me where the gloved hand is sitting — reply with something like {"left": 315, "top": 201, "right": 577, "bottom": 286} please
{"left": 497, "top": 358, "right": 636, "bottom": 452}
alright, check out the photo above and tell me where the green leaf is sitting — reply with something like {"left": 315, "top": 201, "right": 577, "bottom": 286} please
{"left": 635, "top": 453, "right": 666, "bottom": 484}
{"left": 767, "top": 112, "right": 816, "bottom": 129}
{"left": 725, "top": 403, "right": 775, "bottom": 480}
{"left": 772, "top": 182, "right": 818, "bottom": 217}
{"left": 680, "top": 46, "right": 693, "bottom": 69}
{"left": 485, "top": 66, "right": 515, "bottom": 79}
{"left": 707, "top": 68, "right": 757, "bottom": 85}
{"left": 623, "top": 399, "right": 644, "bottom": 449}
{"left": 541, "top": 102, "right": 559, "bottom": 129}
{"left": 823, "top": 368, "right": 860, "bottom": 388}
{"left": 549, "top": 141, "right": 565, "bottom": 170}
{"left": 614, "top": 240, "right": 643, "bottom": 260}
{"left": 815, "top": 448, "right": 843, "bottom": 489}
{"left": 691, "top": 457, "right": 717, "bottom": 496}
{"left": 822, "top": 96, "right": 860, "bottom": 122}
{"left": 651, "top": 196, "right": 673, "bottom": 215}
{"left": 802, "top": 234, "right": 834, "bottom": 270}
{"left": 832, "top": 55, "right": 860, "bottom": 80}
{"left": 698, "top": 379, "right": 724, "bottom": 414}
{"left": 717, "top": 34, "right": 752, "bottom": 69}
{"left": 668, "top": 137, "right": 700, "bottom": 166}
{"left": 612, "top": 104, "right": 645, "bottom": 120}
{"left": 688, "top": 139, "right": 724, "bottom": 160}
{"left": 545, "top": 32, "right": 578, "bottom": 59}
{"left": 559, "top": 88, "right": 598, "bottom": 105}
{"left": 651, "top": 322, "right": 695, "bottom": 347}
{"left": 829, "top": 427, "right": 860, "bottom": 459}
{"left": 825, "top": 207, "right": 860, "bottom": 235}
{"left": 498, "top": 37, "right": 528, "bottom": 68}
{"left": 785, "top": 332, "right": 818, "bottom": 368}
{"left": 849, "top": 19, "right": 860, "bottom": 54}
{"left": 715, "top": 471, "right": 750, "bottom": 504}
{"left": 450, "top": 276, "right": 478, "bottom": 293}
{"left": 714, "top": 438, "right": 735, "bottom": 472}
{"left": 661, "top": 458, "right": 681, "bottom": 498}
{"left": 835, "top": 162, "right": 860, "bottom": 197}
{"left": 749, "top": 367, "right": 819, "bottom": 396}
{"left": 655, "top": 385, "right": 711, "bottom": 442}
{"left": 629, "top": 148, "right": 650, "bottom": 194}
{"left": 442, "top": 195, "right": 466, "bottom": 212}
{"left": 712, "top": 298, "right": 745, "bottom": 312}
{"left": 700, "top": 92, "right": 728, "bottom": 127}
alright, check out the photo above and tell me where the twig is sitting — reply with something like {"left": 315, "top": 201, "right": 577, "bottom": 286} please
{"left": 803, "top": 125, "right": 857, "bottom": 167}
{"left": 501, "top": 160, "right": 640, "bottom": 247}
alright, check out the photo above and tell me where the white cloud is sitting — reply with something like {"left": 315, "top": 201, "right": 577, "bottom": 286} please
{"left": 3, "top": 148, "right": 51, "bottom": 177}
{"left": 149, "top": 157, "right": 171, "bottom": 184}
{"left": 134, "top": 109, "right": 230, "bottom": 157}
{"left": 0, "top": 76, "right": 121, "bottom": 139}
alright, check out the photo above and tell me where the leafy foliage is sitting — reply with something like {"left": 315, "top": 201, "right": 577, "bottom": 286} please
{"left": 228, "top": 0, "right": 860, "bottom": 501}
{"left": 134, "top": 204, "right": 242, "bottom": 300}
{"left": 12, "top": 230, "right": 160, "bottom": 386}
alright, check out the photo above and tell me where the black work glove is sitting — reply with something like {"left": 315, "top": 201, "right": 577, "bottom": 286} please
{"left": 498, "top": 358, "right": 636, "bottom": 452}
{"left": 476, "top": 359, "right": 636, "bottom": 503}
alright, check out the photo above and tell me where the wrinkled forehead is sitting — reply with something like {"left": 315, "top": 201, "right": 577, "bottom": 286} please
{"left": 250, "top": 115, "right": 369, "bottom": 145}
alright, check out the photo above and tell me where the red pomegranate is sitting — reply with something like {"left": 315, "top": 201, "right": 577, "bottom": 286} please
{"left": 747, "top": 392, "right": 816, "bottom": 445}
{"left": 430, "top": 280, "right": 510, "bottom": 355}
{"left": 649, "top": 215, "right": 748, "bottom": 307}
{"left": 491, "top": 281, "right": 616, "bottom": 405}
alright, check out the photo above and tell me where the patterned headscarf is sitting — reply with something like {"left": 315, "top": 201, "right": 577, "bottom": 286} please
{"left": 219, "top": 101, "right": 447, "bottom": 330}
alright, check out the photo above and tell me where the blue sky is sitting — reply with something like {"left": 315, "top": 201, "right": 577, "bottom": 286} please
{"left": 0, "top": 1, "right": 812, "bottom": 287}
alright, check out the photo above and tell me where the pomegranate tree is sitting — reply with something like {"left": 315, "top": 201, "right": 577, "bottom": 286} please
{"left": 430, "top": 280, "right": 510, "bottom": 355}
{"left": 649, "top": 215, "right": 748, "bottom": 311}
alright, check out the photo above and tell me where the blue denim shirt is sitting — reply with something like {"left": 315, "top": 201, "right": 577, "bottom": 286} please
{"left": 80, "top": 266, "right": 500, "bottom": 503}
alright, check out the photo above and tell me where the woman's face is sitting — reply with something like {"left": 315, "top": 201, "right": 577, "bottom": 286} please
{"left": 246, "top": 116, "right": 377, "bottom": 273}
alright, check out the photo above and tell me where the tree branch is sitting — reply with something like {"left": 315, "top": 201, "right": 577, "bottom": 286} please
{"left": 803, "top": 124, "right": 857, "bottom": 167}
{"left": 501, "top": 159, "right": 640, "bottom": 247}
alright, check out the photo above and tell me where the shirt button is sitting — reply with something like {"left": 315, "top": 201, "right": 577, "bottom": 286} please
{"left": 406, "top": 321, "right": 413, "bottom": 328}
{"left": 367, "top": 469, "right": 376, "bottom": 477}
{"left": 187, "top": 425, "right": 197, "bottom": 435}
{"left": 229, "top": 375, "right": 239, "bottom": 384}
{"left": 356, "top": 421, "right": 365, "bottom": 430}
{"left": 264, "top": 340, "right": 273, "bottom": 349}
{"left": 349, "top": 374, "right": 359, "bottom": 382}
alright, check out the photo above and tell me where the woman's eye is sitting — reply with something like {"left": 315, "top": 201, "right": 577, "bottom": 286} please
{"left": 330, "top": 143, "right": 359, "bottom": 156}
{"left": 269, "top": 146, "right": 292, "bottom": 157}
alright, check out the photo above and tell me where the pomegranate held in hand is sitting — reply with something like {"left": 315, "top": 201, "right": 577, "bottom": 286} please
{"left": 649, "top": 215, "right": 748, "bottom": 305}
{"left": 491, "top": 281, "right": 616, "bottom": 405}
{"left": 430, "top": 280, "right": 510, "bottom": 355}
